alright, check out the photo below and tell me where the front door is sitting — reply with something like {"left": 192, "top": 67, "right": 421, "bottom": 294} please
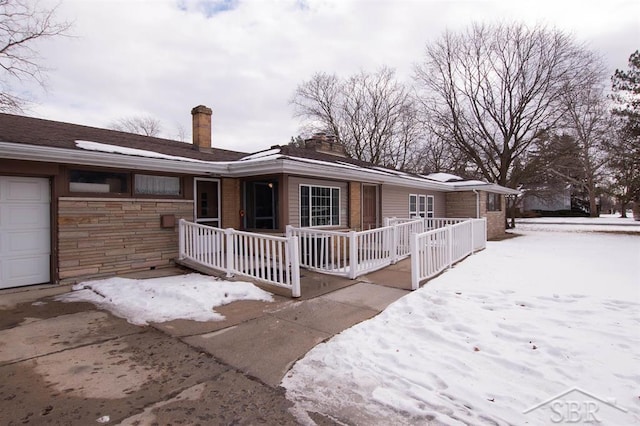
{"left": 194, "top": 178, "right": 220, "bottom": 227}
{"left": 244, "top": 180, "right": 278, "bottom": 230}
{"left": 362, "top": 184, "right": 378, "bottom": 230}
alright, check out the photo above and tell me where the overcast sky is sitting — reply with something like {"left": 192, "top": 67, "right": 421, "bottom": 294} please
{"left": 24, "top": 0, "right": 640, "bottom": 153}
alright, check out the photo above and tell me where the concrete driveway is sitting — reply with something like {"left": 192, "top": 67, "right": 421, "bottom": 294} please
{"left": 0, "top": 291, "right": 299, "bottom": 425}
{"left": 0, "top": 267, "right": 409, "bottom": 425}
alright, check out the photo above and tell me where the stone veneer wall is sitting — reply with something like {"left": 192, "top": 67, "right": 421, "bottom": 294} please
{"left": 445, "top": 191, "right": 506, "bottom": 240}
{"left": 58, "top": 198, "right": 194, "bottom": 284}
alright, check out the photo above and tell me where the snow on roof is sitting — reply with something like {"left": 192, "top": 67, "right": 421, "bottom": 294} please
{"left": 239, "top": 148, "right": 282, "bottom": 161}
{"left": 75, "top": 140, "right": 208, "bottom": 163}
{"left": 453, "top": 179, "right": 488, "bottom": 186}
{"left": 426, "top": 172, "right": 463, "bottom": 182}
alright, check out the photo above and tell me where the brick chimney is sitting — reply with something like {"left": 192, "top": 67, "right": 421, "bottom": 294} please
{"left": 191, "top": 105, "right": 212, "bottom": 151}
{"left": 304, "top": 132, "right": 346, "bottom": 157}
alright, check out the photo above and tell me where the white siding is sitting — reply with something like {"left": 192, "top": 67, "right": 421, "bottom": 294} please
{"left": 381, "top": 185, "right": 446, "bottom": 219}
{"left": 288, "top": 176, "right": 349, "bottom": 228}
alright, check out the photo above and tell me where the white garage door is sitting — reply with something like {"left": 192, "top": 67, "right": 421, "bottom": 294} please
{"left": 0, "top": 176, "right": 51, "bottom": 289}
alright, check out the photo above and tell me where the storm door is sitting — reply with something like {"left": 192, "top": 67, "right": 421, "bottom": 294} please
{"left": 245, "top": 180, "right": 278, "bottom": 230}
{"left": 194, "top": 178, "right": 220, "bottom": 227}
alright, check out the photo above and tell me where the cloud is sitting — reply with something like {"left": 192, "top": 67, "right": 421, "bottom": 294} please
{"left": 25, "top": 0, "right": 640, "bottom": 153}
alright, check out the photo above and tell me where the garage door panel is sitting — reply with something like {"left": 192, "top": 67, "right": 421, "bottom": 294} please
{"left": 1, "top": 255, "right": 50, "bottom": 287}
{"left": 0, "top": 177, "right": 50, "bottom": 202}
{"left": 0, "top": 176, "right": 51, "bottom": 289}
{"left": 1, "top": 204, "right": 49, "bottom": 228}
{"left": 1, "top": 229, "right": 50, "bottom": 254}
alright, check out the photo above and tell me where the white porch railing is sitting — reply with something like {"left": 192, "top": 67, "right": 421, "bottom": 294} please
{"left": 179, "top": 220, "right": 301, "bottom": 297}
{"left": 287, "top": 219, "right": 424, "bottom": 279}
{"left": 410, "top": 217, "right": 486, "bottom": 290}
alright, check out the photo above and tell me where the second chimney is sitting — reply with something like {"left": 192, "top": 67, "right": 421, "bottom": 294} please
{"left": 191, "top": 105, "right": 212, "bottom": 151}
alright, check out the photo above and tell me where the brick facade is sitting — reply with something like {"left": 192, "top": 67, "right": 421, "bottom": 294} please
{"left": 221, "top": 178, "right": 241, "bottom": 229}
{"left": 349, "top": 182, "right": 362, "bottom": 230}
{"left": 445, "top": 191, "right": 477, "bottom": 218}
{"left": 57, "top": 198, "right": 193, "bottom": 284}
{"left": 485, "top": 196, "right": 506, "bottom": 240}
{"left": 445, "top": 191, "right": 506, "bottom": 240}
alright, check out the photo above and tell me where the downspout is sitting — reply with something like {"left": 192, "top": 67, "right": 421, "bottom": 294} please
{"left": 472, "top": 190, "right": 480, "bottom": 218}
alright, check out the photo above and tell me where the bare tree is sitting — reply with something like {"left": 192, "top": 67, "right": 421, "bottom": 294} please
{"left": 110, "top": 115, "right": 162, "bottom": 137}
{"left": 414, "top": 23, "right": 597, "bottom": 189}
{"left": 555, "top": 70, "right": 611, "bottom": 216}
{"left": 174, "top": 122, "right": 188, "bottom": 142}
{"left": 291, "top": 67, "right": 423, "bottom": 170}
{"left": 0, "top": 0, "right": 71, "bottom": 112}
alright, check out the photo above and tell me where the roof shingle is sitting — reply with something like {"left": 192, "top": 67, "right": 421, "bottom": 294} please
{"left": 0, "top": 113, "right": 248, "bottom": 162}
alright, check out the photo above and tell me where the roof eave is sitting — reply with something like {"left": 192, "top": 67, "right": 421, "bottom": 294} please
{"left": 0, "top": 142, "right": 228, "bottom": 175}
{"left": 450, "top": 183, "right": 520, "bottom": 195}
{"left": 229, "top": 157, "right": 451, "bottom": 191}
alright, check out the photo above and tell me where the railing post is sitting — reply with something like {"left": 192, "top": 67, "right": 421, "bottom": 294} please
{"left": 383, "top": 217, "right": 391, "bottom": 227}
{"left": 178, "top": 219, "right": 186, "bottom": 260}
{"left": 225, "top": 228, "right": 234, "bottom": 278}
{"left": 348, "top": 230, "right": 358, "bottom": 279}
{"left": 470, "top": 219, "right": 475, "bottom": 254}
{"left": 483, "top": 217, "right": 487, "bottom": 249}
{"left": 289, "top": 236, "right": 301, "bottom": 298}
{"left": 448, "top": 225, "right": 453, "bottom": 269}
{"left": 410, "top": 232, "right": 419, "bottom": 290}
{"left": 391, "top": 224, "right": 399, "bottom": 264}
{"left": 285, "top": 225, "right": 293, "bottom": 239}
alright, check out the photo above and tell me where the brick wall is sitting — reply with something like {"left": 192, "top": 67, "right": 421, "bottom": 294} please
{"left": 445, "top": 191, "right": 477, "bottom": 218}
{"left": 221, "top": 178, "right": 241, "bottom": 229}
{"left": 57, "top": 198, "right": 193, "bottom": 284}
{"left": 349, "top": 182, "right": 361, "bottom": 230}
{"left": 485, "top": 196, "right": 506, "bottom": 240}
{"left": 445, "top": 191, "right": 506, "bottom": 240}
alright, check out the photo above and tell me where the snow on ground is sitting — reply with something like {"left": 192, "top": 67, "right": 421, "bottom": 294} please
{"left": 55, "top": 273, "right": 273, "bottom": 325}
{"left": 516, "top": 214, "right": 640, "bottom": 233}
{"left": 282, "top": 221, "right": 640, "bottom": 425}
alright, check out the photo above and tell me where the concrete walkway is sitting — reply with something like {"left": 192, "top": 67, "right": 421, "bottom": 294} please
{"left": 0, "top": 265, "right": 412, "bottom": 424}
{"left": 154, "top": 267, "right": 411, "bottom": 387}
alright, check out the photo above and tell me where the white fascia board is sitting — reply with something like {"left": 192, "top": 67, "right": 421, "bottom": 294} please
{"left": 450, "top": 182, "right": 520, "bottom": 195}
{"left": 0, "top": 142, "right": 229, "bottom": 175}
{"left": 228, "top": 157, "right": 451, "bottom": 191}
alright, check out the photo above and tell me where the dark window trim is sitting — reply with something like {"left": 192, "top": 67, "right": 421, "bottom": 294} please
{"left": 64, "top": 166, "right": 185, "bottom": 199}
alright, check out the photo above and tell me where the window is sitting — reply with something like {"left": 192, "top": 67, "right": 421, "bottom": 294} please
{"left": 427, "top": 195, "right": 434, "bottom": 218}
{"left": 487, "top": 193, "right": 501, "bottom": 211}
{"left": 134, "top": 174, "right": 181, "bottom": 196}
{"left": 300, "top": 185, "right": 340, "bottom": 227}
{"left": 410, "top": 194, "right": 435, "bottom": 218}
{"left": 69, "top": 170, "right": 129, "bottom": 194}
{"left": 69, "top": 169, "right": 183, "bottom": 197}
{"left": 409, "top": 194, "right": 418, "bottom": 217}
{"left": 418, "top": 195, "right": 426, "bottom": 217}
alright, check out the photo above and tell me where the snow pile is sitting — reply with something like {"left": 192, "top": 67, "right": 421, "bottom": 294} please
{"left": 282, "top": 230, "right": 640, "bottom": 425}
{"left": 56, "top": 273, "right": 273, "bottom": 325}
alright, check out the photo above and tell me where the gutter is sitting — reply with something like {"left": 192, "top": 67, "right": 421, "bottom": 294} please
{"left": 0, "top": 142, "right": 230, "bottom": 175}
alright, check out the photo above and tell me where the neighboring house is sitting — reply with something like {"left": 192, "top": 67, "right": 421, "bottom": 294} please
{"left": 520, "top": 184, "right": 591, "bottom": 216}
{"left": 0, "top": 105, "right": 518, "bottom": 289}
